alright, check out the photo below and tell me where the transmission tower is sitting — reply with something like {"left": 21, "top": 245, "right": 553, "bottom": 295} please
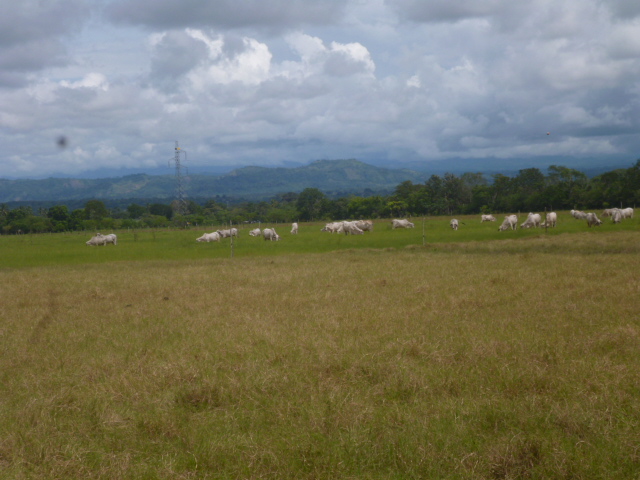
{"left": 171, "top": 140, "right": 188, "bottom": 216}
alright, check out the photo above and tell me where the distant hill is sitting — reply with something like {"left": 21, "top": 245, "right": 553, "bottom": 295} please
{"left": 0, "top": 159, "right": 427, "bottom": 204}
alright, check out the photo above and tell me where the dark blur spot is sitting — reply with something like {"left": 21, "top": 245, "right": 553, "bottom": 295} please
{"left": 57, "top": 136, "right": 68, "bottom": 148}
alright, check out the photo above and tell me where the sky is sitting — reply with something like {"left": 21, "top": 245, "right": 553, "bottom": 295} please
{"left": 1, "top": 0, "right": 640, "bottom": 179}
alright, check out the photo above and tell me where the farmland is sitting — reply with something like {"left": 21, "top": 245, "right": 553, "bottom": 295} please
{"left": 1, "top": 213, "right": 639, "bottom": 479}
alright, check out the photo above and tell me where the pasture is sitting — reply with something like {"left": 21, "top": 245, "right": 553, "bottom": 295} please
{"left": 1, "top": 212, "right": 639, "bottom": 479}
{"left": 1, "top": 211, "right": 638, "bottom": 268}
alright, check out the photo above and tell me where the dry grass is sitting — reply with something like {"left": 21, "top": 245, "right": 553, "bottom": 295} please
{"left": 0, "top": 231, "right": 639, "bottom": 478}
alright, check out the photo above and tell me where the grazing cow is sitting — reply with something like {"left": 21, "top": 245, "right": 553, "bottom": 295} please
{"left": 249, "top": 228, "right": 261, "bottom": 237}
{"left": 450, "top": 219, "right": 459, "bottom": 230}
{"left": 339, "top": 221, "right": 364, "bottom": 235}
{"left": 321, "top": 222, "right": 343, "bottom": 233}
{"left": 585, "top": 212, "right": 602, "bottom": 227}
{"left": 101, "top": 233, "right": 117, "bottom": 245}
{"left": 602, "top": 209, "right": 616, "bottom": 218}
{"left": 481, "top": 214, "right": 496, "bottom": 222}
{"left": 540, "top": 212, "right": 557, "bottom": 228}
{"left": 354, "top": 220, "right": 374, "bottom": 232}
{"left": 520, "top": 213, "right": 541, "bottom": 229}
{"left": 86, "top": 233, "right": 117, "bottom": 246}
{"left": 611, "top": 209, "right": 623, "bottom": 224}
{"left": 392, "top": 219, "right": 415, "bottom": 229}
{"left": 216, "top": 228, "right": 238, "bottom": 238}
{"left": 196, "top": 232, "right": 221, "bottom": 242}
{"left": 262, "top": 228, "right": 280, "bottom": 241}
{"left": 498, "top": 215, "right": 518, "bottom": 231}
{"left": 86, "top": 234, "right": 107, "bottom": 246}
{"left": 291, "top": 222, "right": 298, "bottom": 234}
{"left": 546, "top": 212, "right": 557, "bottom": 228}
{"left": 571, "top": 210, "right": 587, "bottom": 220}
{"left": 621, "top": 207, "right": 634, "bottom": 219}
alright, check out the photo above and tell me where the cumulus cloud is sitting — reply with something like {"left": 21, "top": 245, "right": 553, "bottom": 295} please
{"left": 0, "top": 0, "right": 639, "bottom": 178}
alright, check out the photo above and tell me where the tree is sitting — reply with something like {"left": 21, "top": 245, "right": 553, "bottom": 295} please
{"left": 296, "top": 188, "right": 327, "bottom": 221}
{"left": 84, "top": 200, "right": 109, "bottom": 222}
{"left": 423, "top": 175, "right": 446, "bottom": 215}
{"left": 545, "top": 165, "right": 588, "bottom": 209}
{"left": 149, "top": 203, "right": 173, "bottom": 220}
{"left": 460, "top": 172, "right": 488, "bottom": 189}
{"left": 488, "top": 174, "right": 514, "bottom": 212}
{"left": 47, "top": 205, "right": 69, "bottom": 222}
{"left": 127, "top": 203, "right": 146, "bottom": 219}
{"left": 442, "top": 172, "right": 470, "bottom": 214}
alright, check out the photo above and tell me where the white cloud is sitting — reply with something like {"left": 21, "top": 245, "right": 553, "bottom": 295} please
{"left": 60, "top": 73, "right": 109, "bottom": 91}
{"left": 0, "top": 0, "right": 639, "bottom": 178}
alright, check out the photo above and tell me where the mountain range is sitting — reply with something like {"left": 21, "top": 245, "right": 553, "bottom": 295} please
{"left": 0, "top": 159, "right": 427, "bottom": 205}
{"left": 1, "top": 157, "right": 632, "bottom": 208}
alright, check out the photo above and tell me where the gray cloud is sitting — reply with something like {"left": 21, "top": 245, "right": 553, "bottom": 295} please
{"left": 106, "top": 0, "right": 347, "bottom": 30}
{"left": 1, "top": 0, "right": 640, "bottom": 178}
{"left": 0, "top": 0, "right": 90, "bottom": 46}
{"left": 0, "top": 0, "right": 91, "bottom": 87}
{"left": 148, "top": 30, "right": 210, "bottom": 92}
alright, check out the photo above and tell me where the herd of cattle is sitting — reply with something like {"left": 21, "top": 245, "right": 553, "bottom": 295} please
{"left": 85, "top": 208, "right": 634, "bottom": 245}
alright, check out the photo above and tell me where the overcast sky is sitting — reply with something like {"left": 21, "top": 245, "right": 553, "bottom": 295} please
{"left": 1, "top": 0, "right": 639, "bottom": 178}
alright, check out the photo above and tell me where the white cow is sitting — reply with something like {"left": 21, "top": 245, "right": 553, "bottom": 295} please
{"left": 392, "top": 219, "right": 415, "bottom": 229}
{"left": 196, "top": 232, "right": 221, "bottom": 242}
{"left": 86, "top": 233, "right": 117, "bottom": 246}
{"left": 520, "top": 213, "right": 541, "bottom": 229}
{"left": 540, "top": 212, "right": 557, "bottom": 228}
{"left": 86, "top": 234, "right": 106, "bottom": 246}
{"left": 101, "top": 233, "right": 117, "bottom": 245}
{"left": 571, "top": 210, "right": 587, "bottom": 220}
{"left": 585, "top": 212, "right": 602, "bottom": 227}
{"left": 262, "top": 228, "right": 280, "bottom": 241}
{"left": 602, "top": 209, "right": 616, "bottom": 218}
{"left": 354, "top": 220, "right": 374, "bottom": 232}
{"left": 611, "top": 209, "right": 623, "bottom": 224}
{"left": 321, "top": 222, "right": 343, "bottom": 233}
{"left": 339, "top": 221, "right": 364, "bottom": 235}
{"left": 216, "top": 228, "right": 238, "bottom": 238}
{"left": 291, "top": 222, "right": 298, "bottom": 234}
{"left": 249, "top": 228, "right": 261, "bottom": 237}
{"left": 481, "top": 214, "right": 496, "bottom": 222}
{"left": 450, "top": 219, "right": 459, "bottom": 230}
{"left": 498, "top": 215, "right": 518, "bottom": 231}
{"left": 621, "top": 207, "right": 634, "bottom": 219}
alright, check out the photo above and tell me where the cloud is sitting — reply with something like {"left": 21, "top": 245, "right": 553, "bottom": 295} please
{"left": 106, "top": 0, "right": 347, "bottom": 30}
{"left": 1, "top": 0, "right": 640, "bottom": 178}
{"left": 0, "top": 0, "right": 91, "bottom": 87}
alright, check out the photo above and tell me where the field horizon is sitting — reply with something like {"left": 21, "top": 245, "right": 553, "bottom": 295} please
{"left": 1, "top": 217, "right": 639, "bottom": 478}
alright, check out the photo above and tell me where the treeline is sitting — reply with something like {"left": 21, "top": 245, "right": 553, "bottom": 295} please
{"left": 1, "top": 162, "right": 638, "bottom": 234}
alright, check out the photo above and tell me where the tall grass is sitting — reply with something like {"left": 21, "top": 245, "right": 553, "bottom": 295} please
{"left": 1, "top": 228, "right": 639, "bottom": 478}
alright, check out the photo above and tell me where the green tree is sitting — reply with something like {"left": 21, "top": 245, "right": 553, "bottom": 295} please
{"left": 544, "top": 165, "right": 588, "bottom": 209}
{"left": 47, "top": 205, "right": 69, "bottom": 222}
{"left": 149, "top": 203, "right": 173, "bottom": 220}
{"left": 127, "top": 203, "right": 146, "bottom": 219}
{"left": 84, "top": 200, "right": 109, "bottom": 222}
{"left": 296, "top": 188, "right": 327, "bottom": 221}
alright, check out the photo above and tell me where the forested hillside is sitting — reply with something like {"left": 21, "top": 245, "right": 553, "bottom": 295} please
{"left": 1, "top": 160, "right": 638, "bottom": 235}
{"left": 0, "top": 159, "right": 426, "bottom": 203}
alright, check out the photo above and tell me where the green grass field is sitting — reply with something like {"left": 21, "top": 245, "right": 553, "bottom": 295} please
{"left": 1, "top": 211, "right": 638, "bottom": 268}
{"left": 1, "top": 212, "right": 639, "bottom": 479}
